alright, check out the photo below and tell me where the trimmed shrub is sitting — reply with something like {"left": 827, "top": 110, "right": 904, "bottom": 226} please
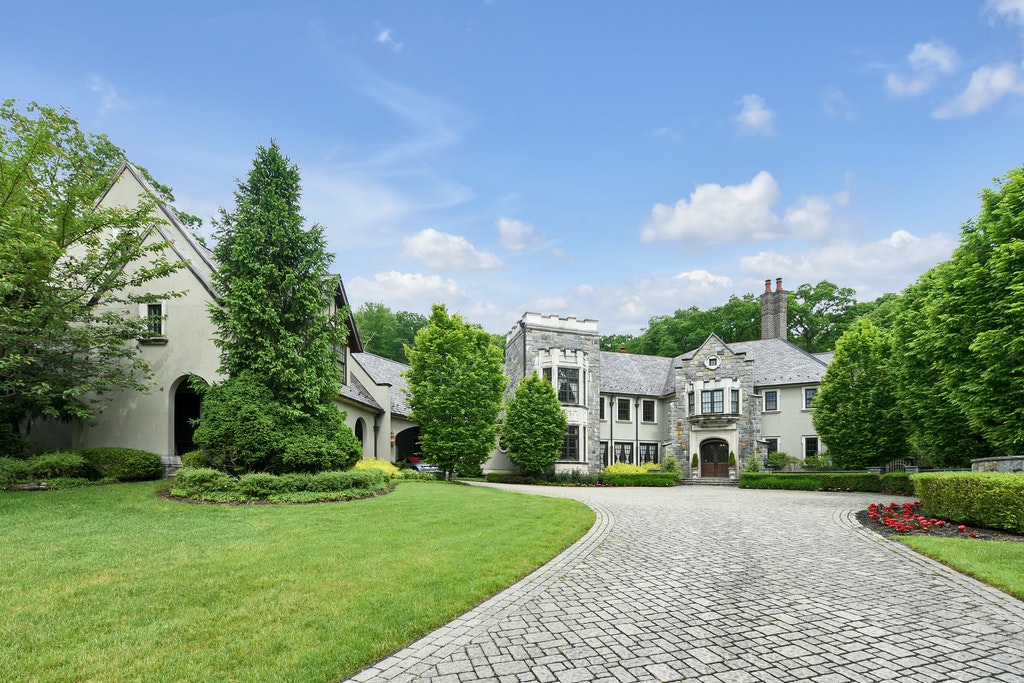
{"left": 80, "top": 448, "right": 163, "bottom": 482}
{"left": 600, "top": 472, "right": 680, "bottom": 487}
{"left": 546, "top": 469, "right": 601, "bottom": 486}
{"left": 282, "top": 436, "right": 340, "bottom": 474}
{"left": 603, "top": 463, "right": 647, "bottom": 475}
{"left": 880, "top": 472, "right": 914, "bottom": 496}
{"left": 278, "top": 472, "right": 314, "bottom": 492}
{"left": 914, "top": 472, "right": 1024, "bottom": 534}
{"left": 661, "top": 456, "right": 680, "bottom": 475}
{"left": 29, "top": 451, "right": 88, "bottom": 479}
{"left": 171, "top": 467, "right": 237, "bottom": 497}
{"left": 353, "top": 459, "right": 401, "bottom": 479}
{"left": 308, "top": 469, "right": 387, "bottom": 492}
{"left": 738, "top": 472, "right": 881, "bottom": 492}
{"left": 0, "top": 457, "right": 33, "bottom": 489}
{"left": 237, "top": 472, "right": 286, "bottom": 497}
{"left": 180, "top": 450, "right": 208, "bottom": 469}
{"left": 768, "top": 451, "right": 797, "bottom": 471}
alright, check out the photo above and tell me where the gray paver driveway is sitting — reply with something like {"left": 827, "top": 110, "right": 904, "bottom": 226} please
{"left": 346, "top": 484, "right": 1024, "bottom": 683}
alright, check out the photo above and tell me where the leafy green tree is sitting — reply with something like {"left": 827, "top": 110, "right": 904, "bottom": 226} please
{"left": 503, "top": 373, "right": 568, "bottom": 476}
{"left": 210, "top": 141, "right": 345, "bottom": 412}
{"left": 812, "top": 319, "right": 906, "bottom": 469}
{"left": 788, "top": 281, "right": 860, "bottom": 353}
{"left": 199, "top": 141, "right": 359, "bottom": 473}
{"left": 599, "top": 333, "right": 637, "bottom": 353}
{"left": 405, "top": 304, "right": 507, "bottom": 477}
{"left": 353, "top": 301, "right": 427, "bottom": 363}
{"left": 0, "top": 100, "right": 182, "bottom": 447}
{"left": 923, "top": 166, "right": 1024, "bottom": 454}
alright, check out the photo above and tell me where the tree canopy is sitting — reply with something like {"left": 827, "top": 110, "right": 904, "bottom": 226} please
{"left": 503, "top": 372, "right": 568, "bottom": 476}
{"left": 353, "top": 302, "right": 427, "bottom": 364}
{"left": 405, "top": 304, "right": 507, "bottom": 477}
{"left": 0, "top": 100, "right": 182, "bottom": 449}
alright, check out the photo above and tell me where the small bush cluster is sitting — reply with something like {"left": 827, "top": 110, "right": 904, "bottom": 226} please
{"left": 880, "top": 472, "right": 914, "bottom": 496}
{"left": 767, "top": 451, "right": 797, "bottom": 471}
{"left": 600, "top": 472, "right": 680, "bottom": 487}
{"left": 169, "top": 466, "right": 392, "bottom": 503}
{"left": 354, "top": 459, "right": 401, "bottom": 479}
{"left": 546, "top": 469, "right": 601, "bottom": 486}
{"left": 1, "top": 448, "right": 163, "bottom": 490}
{"left": 738, "top": 472, "right": 882, "bottom": 492}
{"left": 913, "top": 472, "right": 1024, "bottom": 535}
{"left": 603, "top": 462, "right": 661, "bottom": 475}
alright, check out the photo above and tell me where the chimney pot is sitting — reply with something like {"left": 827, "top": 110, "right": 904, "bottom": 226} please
{"left": 619, "top": 346, "right": 627, "bottom": 353}
{"left": 764, "top": 279, "right": 772, "bottom": 293}
{"left": 775, "top": 277, "right": 783, "bottom": 292}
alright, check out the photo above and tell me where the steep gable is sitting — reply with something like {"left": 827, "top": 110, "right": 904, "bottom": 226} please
{"left": 600, "top": 351, "right": 675, "bottom": 396}
{"left": 728, "top": 338, "right": 828, "bottom": 387}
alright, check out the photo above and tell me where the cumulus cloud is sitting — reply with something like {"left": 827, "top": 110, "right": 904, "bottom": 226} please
{"left": 402, "top": 228, "right": 502, "bottom": 271}
{"left": 985, "top": 0, "right": 1024, "bottom": 26}
{"left": 535, "top": 297, "right": 569, "bottom": 312}
{"left": 884, "top": 41, "right": 959, "bottom": 98}
{"left": 734, "top": 94, "right": 775, "bottom": 135}
{"left": 933, "top": 63, "right": 1024, "bottom": 118}
{"left": 347, "top": 271, "right": 465, "bottom": 310}
{"left": 738, "top": 230, "right": 956, "bottom": 299}
{"left": 496, "top": 217, "right": 534, "bottom": 250}
{"left": 376, "top": 27, "right": 403, "bottom": 51}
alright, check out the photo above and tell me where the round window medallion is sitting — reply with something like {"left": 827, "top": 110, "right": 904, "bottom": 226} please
{"left": 704, "top": 355, "right": 721, "bottom": 370}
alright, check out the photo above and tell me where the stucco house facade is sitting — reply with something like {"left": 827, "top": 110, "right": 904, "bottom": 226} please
{"left": 28, "top": 163, "right": 420, "bottom": 471}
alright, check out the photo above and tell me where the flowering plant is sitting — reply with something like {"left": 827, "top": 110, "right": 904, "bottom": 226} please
{"left": 866, "top": 501, "right": 978, "bottom": 537}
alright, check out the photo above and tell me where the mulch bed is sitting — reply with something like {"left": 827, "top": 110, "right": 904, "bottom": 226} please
{"left": 855, "top": 508, "right": 1024, "bottom": 543}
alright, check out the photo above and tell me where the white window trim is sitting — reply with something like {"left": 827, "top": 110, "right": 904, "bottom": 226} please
{"left": 763, "top": 389, "right": 779, "bottom": 412}
{"left": 641, "top": 399, "right": 656, "bottom": 423}
{"left": 138, "top": 302, "right": 168, "bottom": 344}
{"left": 616, "top": 397, "right": 631, "bottom": 422}
{"left": 803, "top": 387, "right": 818, "bottom": 411}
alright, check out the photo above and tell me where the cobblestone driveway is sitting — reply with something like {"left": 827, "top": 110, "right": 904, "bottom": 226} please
{"left": 346, "top": 485, "right": 1024, "bottom": 683}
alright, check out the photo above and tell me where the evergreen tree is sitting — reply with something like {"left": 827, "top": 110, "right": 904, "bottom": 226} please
{"left": 210, "top": 141, "right": 344, "bottom": 411}
{"left": 812, "top": 319, "right": 906, "bottom": 469}
{"left": 405, "top": 304, "right": 506, "bottom": 477}
{"left": 503, "top": 373, "right": 568, "bottom": 476}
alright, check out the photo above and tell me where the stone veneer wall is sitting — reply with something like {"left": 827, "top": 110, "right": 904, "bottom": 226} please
{"left": 505, "top": 313, "right": 602, "bottom": 474}
{"left": 669, "top": 336, "right": 760, "bottom": 475}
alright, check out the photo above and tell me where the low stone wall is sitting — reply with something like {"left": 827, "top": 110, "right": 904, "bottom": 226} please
{"left": 971, "top": 456, "right": 1024, "bottom": 473}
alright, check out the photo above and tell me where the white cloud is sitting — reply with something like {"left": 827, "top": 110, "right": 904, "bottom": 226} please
{"left": 89, "top": 76, "right": 131, "bottom": 115}
{"left": 496, "top": 217, "right": 534, "bottom": 250}
{"left": 551, "top": 248, "right": 574, "bottom": 264}
{"left": 734, "top": 94, "right": 774, "bottom": 135}
{"left": 884, "top": 41, "right": 959, "bottom": 98}
{"left": 738, "top": 230, "right": 956, "bottom": 299}
{"left": 535, "top": 297, "right": 568, "bottom": 311}
{"left": 347, "top": 271, "right": 465, "bottom": 310}
{"left": 933, "top": 63, "right": 1023, "bottom": 118}
{"left": 402, "top": 228, "right": 502, "bottom": 271}
{"left": 986, "top": 0, "right": 1024, "bottom": 26}
{"left": 822, "top": 87, "right": 855, "bottom": 120}
{"left": 376, "top": 27, "right": 403, "bottom": 52}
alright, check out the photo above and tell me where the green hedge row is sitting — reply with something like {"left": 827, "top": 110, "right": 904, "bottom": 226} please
{"left": 169, "top": 466, "right": 392, "bottom": 503}
{"left": 600, "top": 472, "right": 680, "bottom": 487}
{"left": 1, "top": 448, "right": 163, "bottom": 490}
{"left": 880, "top": 472, "right": 914, "bottom": 496}
{"left": 913, "top": 472, "right": 1024, "bottom": 535}
{"left": 738, "top": 472, "right": 882, "bottom": 492}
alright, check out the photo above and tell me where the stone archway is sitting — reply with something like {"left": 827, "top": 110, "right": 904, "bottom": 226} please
{"left": 700, "top": 439, "right": 730, "bottom": 478}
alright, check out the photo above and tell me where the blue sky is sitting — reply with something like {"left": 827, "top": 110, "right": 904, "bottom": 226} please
{"left": 5, "top": 2, "right": 1024, "bottom": 336}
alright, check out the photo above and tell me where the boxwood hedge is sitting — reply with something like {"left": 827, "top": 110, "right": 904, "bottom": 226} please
{"left": 738, "top": 472, "right": 882, "bottom": 492}
{"left": 913, "top": 472, "right": 1024, "bottom": 534}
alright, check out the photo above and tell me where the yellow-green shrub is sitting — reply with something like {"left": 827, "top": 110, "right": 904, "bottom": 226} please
{"left": 603, "top": 463, "right": 646, "bottom": 475}
{"left": 354, "top": 459, "right": 401, "bottom": 479}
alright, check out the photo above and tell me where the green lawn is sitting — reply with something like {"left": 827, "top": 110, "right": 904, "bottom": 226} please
{"left": 0, "top": 480, "right": 594, "bottom": 683}
{"left": 899, "top": 536, "right": 1024, "bottom": 600}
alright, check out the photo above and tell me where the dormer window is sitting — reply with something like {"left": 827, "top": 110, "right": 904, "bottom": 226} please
{"left": 139, "top": 302, "right": 167, "bottom": 345}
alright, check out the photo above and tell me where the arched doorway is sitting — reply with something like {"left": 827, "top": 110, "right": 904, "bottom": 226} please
{"left": 394, "top": 427, "right": 422, "bottom": 462}
{"left": 354, "top": 418, "right": 366, "bottom": 450}
{"left": 700, "top": 439, "right": 730, "bottom": 478}
{"left": 173, "top": 377, "right": 205, "bottom": 456}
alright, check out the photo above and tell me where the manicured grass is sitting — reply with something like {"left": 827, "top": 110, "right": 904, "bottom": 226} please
{"left": 899, "top": 536, "right": 1024, "bottom": 600}
{"left": 0, "top": 480, "right": 594, "bottom": 682}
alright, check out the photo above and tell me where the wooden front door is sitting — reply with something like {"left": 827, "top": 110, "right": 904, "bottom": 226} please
{"left": 701, "top": 440, "right": 730, "bottom": 478}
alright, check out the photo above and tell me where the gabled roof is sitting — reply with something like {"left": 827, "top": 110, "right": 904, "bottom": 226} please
{"left": 727, "top": 338, "right": 828, "bottom": 387}
{"left": 330, "top": 275, "right": 363, "bottom": 353}
{"left": 600, "top": 351, "right": 676, "bottom": 397}
{"left": 352, "top": 352, "right": 412, "bottom": 417}
{"left": 338, "top": 372, "right": 383, "bottom": 412}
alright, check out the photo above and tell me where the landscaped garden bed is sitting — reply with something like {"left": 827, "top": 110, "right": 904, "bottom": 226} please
{"left": 856, "top": 500, "right": 1024, "bottom": 543}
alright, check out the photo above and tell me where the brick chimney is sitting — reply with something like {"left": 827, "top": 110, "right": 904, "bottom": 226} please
{"left": 760, "top": 277, "right": 788, "bottom": 340}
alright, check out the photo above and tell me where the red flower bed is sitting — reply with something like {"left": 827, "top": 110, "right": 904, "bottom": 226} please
{"left": 866, "top": 501, "right": 979, "bottom": 537}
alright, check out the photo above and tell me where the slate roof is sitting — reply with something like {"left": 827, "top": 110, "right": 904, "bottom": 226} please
{"left": 727, "top": 338, "right": 829, "bottom": 387}
{"left": 353, "top": 352, "right": 412, "bottom": 416}
{"left": 339, "top": 373, "right": 382, "bottom": 412}
{"left": 599, "top": 352, "right": 676, "bottom": 397}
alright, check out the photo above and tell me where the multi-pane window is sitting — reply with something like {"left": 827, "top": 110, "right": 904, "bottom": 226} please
{"left": 804, "top": 436, "right": 819, "bottom": 459}
{"left": 688, "top": 392, "right": 695, "bottom": 416}
{"left": 599, "top": 441, "right": 609, "bottom": 467}
{"left": 804, "top": 387, "right": 817, "bottom": 409}
{"left": 561, "top": 425, "right": 580, "bottom": 461}
{"left": 558, "top": 367, "right": 580, "bottom": 404}
{"left": 764, "top": 438, "right": 779, "bottom": 454}
{"left": 764, "top": 390, "right": 778, "bottom": 411}
{"left": 701, "top": 389, "right": 724, "bottom": 414}
{"left": 613, "top": 442, "right": 633, "bottom": 464}
{"left": 638, "top": 442, "right": 659, "bottom": 465}
{"left": 617, "top": 398, "right": 631, "bottom": 421}
{"left": 731, "top": 389, "right": 740, "bottom": 414}
{"left": 642, "top": 399, "right": 655, "bottom": 423}
{"left": 599, "top": 397, "right": 606, "bottom": 420}
{"left": 146, "top": 303, "right": 164, "bottom": 335}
